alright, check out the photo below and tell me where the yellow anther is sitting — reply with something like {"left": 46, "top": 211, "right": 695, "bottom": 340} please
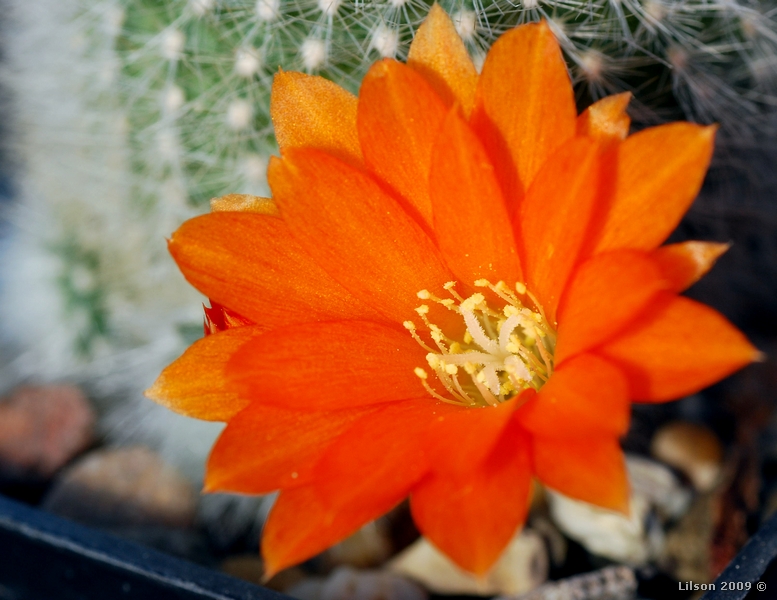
{"left": 504, "top": 305, "right": 520, "bottom": 317}
{"left": 460, "top": 293, "right": 485, "bottom": 311}
{"left": 407, "top": 278, "right": 556, "bottom": 407}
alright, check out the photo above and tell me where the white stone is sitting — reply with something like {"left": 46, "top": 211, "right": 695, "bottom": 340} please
{"left": 390, "top": 531, "right": 548, "bottom": 596}
{"left": 256, "top": 0, "right": 280, "bottom": 21}
{"left": 545, "top": 458, "right": 682, "bottom": 569}
{"left": 627, "top": 455, "right": 692, "bottom": 519}
{"left": 371, "top": 24, "right": 399, "bottom": 58}
{"left": 234, "top": 47, "right": 262, "bottom": 77}
{"left": 549, "top": 491, "right": 656, "bottom": 565}
{"left": 226, "top": 99, "right": 253, "bottom": 130}
{"left": 301, "top": 38, "right": 327, "bottom": 71}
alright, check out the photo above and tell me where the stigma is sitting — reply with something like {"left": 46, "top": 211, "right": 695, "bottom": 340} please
{"left": 405, "top": 279, "right": 556, "bottom": 408}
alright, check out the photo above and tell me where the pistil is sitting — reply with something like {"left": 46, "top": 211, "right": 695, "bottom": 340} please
{"left": 407, "top": 280, "right": 556, "bottom": 407}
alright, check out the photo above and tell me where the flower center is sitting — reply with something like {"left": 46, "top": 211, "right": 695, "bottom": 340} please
{"left": 404, "top": 279, "right": 556, "bottom": 407}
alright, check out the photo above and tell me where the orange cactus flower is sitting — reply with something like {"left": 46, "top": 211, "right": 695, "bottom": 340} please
{"left": 147, "top": 6, "right": 760, "bottom": 577}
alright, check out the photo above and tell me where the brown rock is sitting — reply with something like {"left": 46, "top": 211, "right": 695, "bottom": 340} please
{"left": 324, "top": 521, "right": 392, "bottom": 569}
{"left": 221, "top": 555, "right": 306, "bottom": 592}
{"left": 390, "top": 531, "right": 548, "bottom": 596}
{"left": 0, "top": 385, "right": 95, "bottom": 477}
{"left": 288, "top": 568, "right": 428, "bottom": 600}
{"left": 662, "top": 493, "right": 715, "bottom": 584}
{"left": 42, "top": 446, "right": 197, "bottom": 528}
{"left": 651, "top": 421, "right": 723, "bottom": 492}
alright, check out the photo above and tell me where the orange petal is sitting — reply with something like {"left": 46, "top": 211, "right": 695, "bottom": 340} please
{"left": 210, "top": 194, "right": 278, "bottom": 215}
{"left": 430, "top": 107, "right": 522, "bottom": 285}
{"left": 357, "top": 59, "right": 448, "bottom": 226}
{"left": 426, "top": 393, "right": 527, "bottom": 476}
{"left": 599, "top": 294, "right": 760, "bottom": 402}
{"left": 516, "top": 353, "right": 630, "bottom": 437}
{"left": 262, "top": 398, "right": 461, "bottom": 576}
{"left": 533, "top": 434, "right": 629, "bottom": 512}
{"left": 473, "top": 21, "right": 576, "bottom": 199}
{"left": 268, "top": 150, "right": 458, "bottom": 328}
{"left": 262, "top": 483, "right": 404, "bottom": 578}
{"left": 652, "top": 241, "right": 729, "bottom": 292}
{"left": 593, "top": 123, "right": 716, "bottom": 253}
{"left": 555, "top": 250, "right": 670, "bottom": 364}
{"left": 410, "top": 423, "right": 532, "bottom": 575}
{"left": 312, "top": 398, "right": 462, "bottom": 506}
{"left": 226, "top": 321, "right": 427, "bottom": 410}
{"left": 520, "top": 138, "right": 600, "bottom": 323}
{"left": 169, "top": 212, "right": 384, "bottom": 328}
{"left": 205, "top": 404, "right": 378, "bottom": 494}
{"left": 576, "top": 92, "right": 631, "bottom": 142}
{"left": 407, "top": 4, "right": 478, "bottom": 115}
{"left": 145, "top": 325, "right": 263, "bottom": 421}
{"left": 270, "top": 71, "right": 362, "bottom": 164}
{"left": 203, "top": 301, "right": 253, "bottom": 335}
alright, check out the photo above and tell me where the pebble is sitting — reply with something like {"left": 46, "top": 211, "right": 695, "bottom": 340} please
{"left": 221, "top": 555, "right": 307, "bottom": 592}
{"left": 389, "top": 530, "right": 548, "bottom": 596}
{"left": 627, "top": 455, "right": 692, "bottom": 520}
{"left": 42, "top": 446, "right": 197, "bottom": 528}
{"left": 287, "top": 567, "right": 427, "bottom": 600}
{"left": 0, "top": 385, "right": 94, "bottom": 477}
{"left": 495, "top": 565, "right": 637, "bottom": 600}
{"left": 547, "top": 455, "right": 692, "bottom": 565}
{"left": 548, "top": 491, "right": 659, "bottom": 565}
{"left": 651, "top": 421, "right": 723, "bottom": 492}
{"left": 325, "top": 521, "right": 393, "bottom": 569}
{"left": 661, "top": 493, "right": 715, "bottom": 584}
